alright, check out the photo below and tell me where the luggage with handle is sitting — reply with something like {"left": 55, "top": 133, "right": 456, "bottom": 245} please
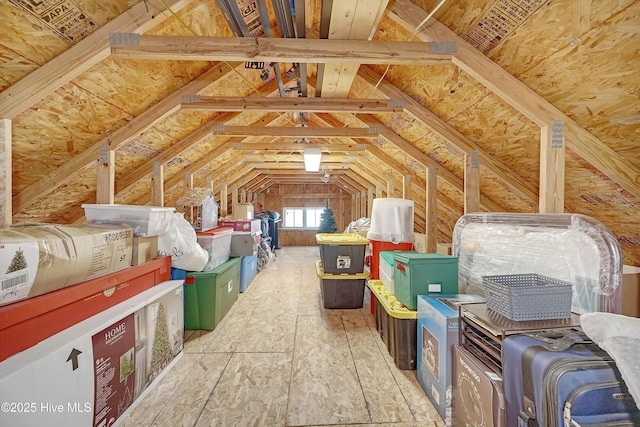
{"left": 502, "top": 331, "right": 640, "bottom": 427}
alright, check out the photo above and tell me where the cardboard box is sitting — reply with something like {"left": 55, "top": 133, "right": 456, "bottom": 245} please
{"left": 0, "top": 256, "right": 171, "bottom": 362}
{"left": 0, "top": 280, "right": 184, "bottom": 427}
{"left": 0, "top": 224, "right": 133, "bottom": 306}
{"left": 412, "top": 233, "right": 452, "bottom": 255}
{"left": 622, "top": 265, "right": 640, "bottom": 317}
{"left": 453, "top": 346, "right": 506, "bottom": 427}
{"left": 218, "top": 218, "right": 261, "bottom": 233}
{"left": 232, "top": 203, "right": 254, "bottom": 220}
{"left": 131, "top": 235, "right": 159, "bottom": 266}
{"left": 417, "top": 294, "right": 486, "bottom": 425}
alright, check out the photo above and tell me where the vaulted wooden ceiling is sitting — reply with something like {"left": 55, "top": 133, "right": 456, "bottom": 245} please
{"left": 0, "top": 0, "right": 638, "bottom": 264}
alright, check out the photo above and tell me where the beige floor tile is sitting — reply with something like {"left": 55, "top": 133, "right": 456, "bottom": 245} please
{"left": 196, "top": 352, "right": 291, "bottom": 427}
{"left": 123, "top": 353, "right": 230, "bottom": 426}
{"left": 287, "top": 313, "right": 371, "bottom": 426}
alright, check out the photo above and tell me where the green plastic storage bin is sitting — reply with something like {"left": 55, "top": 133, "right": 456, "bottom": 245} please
{"left": 184, "top": 257, "right": 240, "bottom": 330}
{"left": 393, "top": 253, "right": 458, "bottom": 310}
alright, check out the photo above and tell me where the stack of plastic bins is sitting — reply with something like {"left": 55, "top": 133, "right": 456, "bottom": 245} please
{"left": 366, "top": 198, "right": 415, "bottom": 280}
{"left": 393, "top": 252, "right": 459, "bottom": 310}
{"left": 239, "top": 251, "right": 258, "bottom": 292}
{"left": 316, "top": 233, "right": 369, "bottom": 309}
{"left": 315, "top": 261, "right": 369, "bottom": 309}
{"left": 196, "top": 226, "right": 234, "bottom": 271}
{"left": 184, "top": 257, "right": 240, "bottom": 330}
{"left": 367, "top": 280, "right": 417, "bottom": 370}
{"left": 379, "top": 250, "right": 416, "bottom": 294}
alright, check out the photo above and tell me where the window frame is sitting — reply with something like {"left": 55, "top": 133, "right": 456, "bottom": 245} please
{"left": 282, "top": 206, "right": 326, "bottom": 230}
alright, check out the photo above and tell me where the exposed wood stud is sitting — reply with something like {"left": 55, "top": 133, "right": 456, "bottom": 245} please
{"left": 151, "top": 161, "right": 164, "bottom": 207}
{"left": 539, "top": 120, "right": 566, "bottom": 214}
{"left": 425, "top": 166, "right": 437, "bottom": 253}
{"left": 464, "top": 151, "right": 480, "bottom": 214}
{"left": 0, "top": 119, "right": 11, "bottom": 227}
{"left": 96, "top": 144, "right": 115, "bottom": 204}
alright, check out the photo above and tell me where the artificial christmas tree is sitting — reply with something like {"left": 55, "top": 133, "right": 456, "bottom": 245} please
{"left": 317, "top": 200, "right": 338, "bottom": 233}
{"left": 6, "top": 248, "right": 27, "bottom": 273}
{"left": 149, "top": 303, "right": 171, "bottom": 379}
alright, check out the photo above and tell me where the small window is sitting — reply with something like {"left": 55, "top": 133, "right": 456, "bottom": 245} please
{"left": 282, "top": 207, "right": 325, "bottom": 230}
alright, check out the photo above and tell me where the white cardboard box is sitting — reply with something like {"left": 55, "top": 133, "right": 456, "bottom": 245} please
{"left": 0, "top": 224, "right": 133, "bottom": 306}
{"left": 0, "top": 280, "right": 184, "bottom": 427}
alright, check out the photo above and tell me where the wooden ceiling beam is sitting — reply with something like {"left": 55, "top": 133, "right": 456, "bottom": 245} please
{"left": 213, "top": 125, "right": 378, "bottom": 138}
{"left": 388, "top": 0, "right": 640, "bottom": 200}
{"left": 317, "top": 0, "right": 389, "bottom": 97}
{"left": 181, "top": 96, "right": 404, "bottom": 113}
{"left": 231, "top": 142, "right": 365, "bottom": 152}
{"left": 110, "top": 34, "right": 454, "bottom": 64}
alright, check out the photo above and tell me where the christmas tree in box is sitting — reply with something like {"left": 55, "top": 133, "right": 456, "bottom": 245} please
{"left": 317, "top": 200, "right": 338, "bottom": 233}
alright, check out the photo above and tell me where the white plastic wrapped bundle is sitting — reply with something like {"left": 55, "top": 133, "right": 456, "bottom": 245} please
{"left": 452, "top": 213, "right": 623, "bottom": 314}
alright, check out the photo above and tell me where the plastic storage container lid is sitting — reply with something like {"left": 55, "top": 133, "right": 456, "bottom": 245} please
{"left": 393, "top": 252, "right": 457, "bottom": 264}
{"left": 367, "top": 198, "right": 415, "bottom": 243}
{"left": 315, "top": 260, "right": 369, "bottom": 279}
{"left": 196, "top": 226, "right": 234, "bottom": 237}
{"left": 316, "top": 233, "right": 369, "bottom": 245}
{"left": 367, "top": 280, "right": 416, "bottom": 319}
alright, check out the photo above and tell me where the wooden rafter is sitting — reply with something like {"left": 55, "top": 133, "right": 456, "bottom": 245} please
{"left": 110, "top": 34, "right": 454, "bottom": 64}
{"left": 181, "top": 96, "right": 404, "bottom": 113}
{"left": 212, "top": 126, "right": 378, "bottom": 138}
{"left": 231, "top": 142, "right": 365, "bottom": 151}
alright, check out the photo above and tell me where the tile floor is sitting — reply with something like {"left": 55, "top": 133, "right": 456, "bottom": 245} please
{"left": 122, "top": 246, "right": 445, "bottom": 427}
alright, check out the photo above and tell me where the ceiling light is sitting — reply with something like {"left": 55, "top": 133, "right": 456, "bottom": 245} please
{"left": 303, "top": 148, "right": 322, "bottom": 172}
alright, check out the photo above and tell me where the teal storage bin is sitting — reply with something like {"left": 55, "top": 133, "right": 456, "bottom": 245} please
{"left": 393, "top": 253, "right": 458, "bottom": 310}
{"left": 184, "top": 257, "right": 240, "bottom": 330}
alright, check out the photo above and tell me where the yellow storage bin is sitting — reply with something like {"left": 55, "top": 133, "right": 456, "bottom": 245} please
{"left": 316, "top": 261, "right": 368, "bottom": 309}
{"left": 368, "top": 280, "right": 417, "bottom": 370}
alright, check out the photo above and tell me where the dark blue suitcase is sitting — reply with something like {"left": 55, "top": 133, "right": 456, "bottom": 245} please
{"left": 502, "top": 332, "right": 640, "bottom": 427}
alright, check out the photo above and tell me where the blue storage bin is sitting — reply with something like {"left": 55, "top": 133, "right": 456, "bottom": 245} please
{"left": 239, "top": 253, "right": 258, "bottom": 292}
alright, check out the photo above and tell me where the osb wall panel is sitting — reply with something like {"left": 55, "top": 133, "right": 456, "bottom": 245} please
{"left": 490, "top": 0, "right": 640, "bottom": 169}
{"left": 412, "top": 0, "right": 640, "bottom": 169}
{"left": 0, "top": 0, "right": 131, "bottom": 90}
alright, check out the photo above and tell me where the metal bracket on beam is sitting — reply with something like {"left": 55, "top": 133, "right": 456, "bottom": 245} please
{"left": 99, "top": 143, "right": 109, "bottom": 165}
{"left": 212, "top": 124, "right": 226, "bottom": 132}
{"left": 109, "top": 33, "right": 140, "bottom": 46}
{"left": 387, "top": 99, "right": 406, "bottom": 109}
{"left": 470, "top": 150, "right": 479, "bottom": 168}
{"left": 368, "top": 127, "right": 381, "bottom": 134}
{"left": 231, "top": 142, "right": 244, "bottom": 148}
{"left": 181, "top": 94, "right": 201, "bottom": 104}
{"left": 552, "top": 120, "right": 564, "bottom": 148}
{"left": 429, "top": 41, "right": 457, "bottom": 54}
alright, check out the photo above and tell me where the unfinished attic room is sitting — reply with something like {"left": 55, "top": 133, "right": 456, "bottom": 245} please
{"left": 1, "top": 0, "right": 640, "bottom": 426}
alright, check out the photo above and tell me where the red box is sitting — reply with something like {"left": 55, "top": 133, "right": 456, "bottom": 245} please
{"left": 368, "top": 240, "right": 413, "bottom": 280}
{"left": 0, "top": 256, "right": 171, "bottom": 362}
{"left": 218, "top": 218, "right": 261, "bottom": 233}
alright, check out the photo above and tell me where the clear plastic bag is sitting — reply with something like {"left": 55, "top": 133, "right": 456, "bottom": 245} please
{"left": 158, "top": 213, "right": 208, "bottom": 271}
